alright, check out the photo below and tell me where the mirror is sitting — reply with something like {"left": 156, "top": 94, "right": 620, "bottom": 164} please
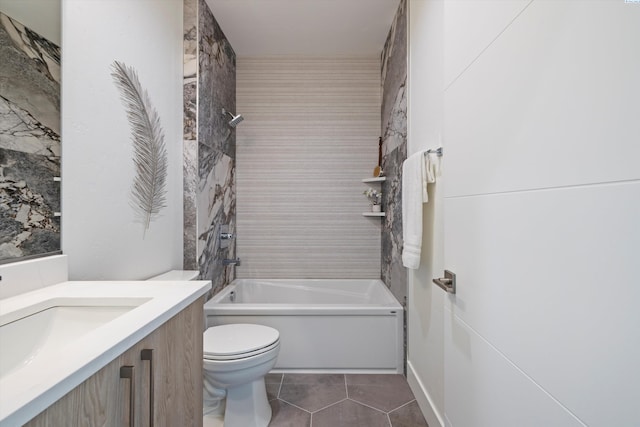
{"left": 0, "top": 1, "right": 61, "bottom": 263}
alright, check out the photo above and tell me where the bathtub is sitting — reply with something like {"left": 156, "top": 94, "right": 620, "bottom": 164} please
{"left": 204, "top": 279, "right": 404, "bottom": 374}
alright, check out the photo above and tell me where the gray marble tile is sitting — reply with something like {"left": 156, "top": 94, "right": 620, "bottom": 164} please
{"left": 183, "top": 138, "right": 198, "bottom": 269}
{"left": 382, "top": 78, "right": 407, "bottom": 158}
{"left": 381, "top": 142, "right": 407, "bottom": 303}
{"left": 197, "top": 151, "right": 235, "bottom": 287}
{"left": 381, "top": 0, "right": 407, "bottom": 131}
{"left": 183, "top": 0, "right": 198, "bottom": 269}
{"left": 0, "top": 149, "right": 60, "bottom": 261}
{"left": 0, "top": 12, "right": 60, "bottom": 155}
{"left": 198, "top": 0, "right": 236, "bottom": 157}
{"left": 183, "top": 0, "right": 237, "bottom": 293}
{"left": 313, "top": 399, "right": 390, "bottom": 427}
{"left": 196, "top": 0, "right": 236, "bottom": 291}
{"left": 0, "top": 12, "right": 60, "bottom": 263}
{"left": 0, "top": 96, "right": 60, "bottom": 158}
{"left": 380, "top": 0, "right": 407, "bottom": 306}
{"left": 389, "top": 401, "right": 429, "bottom": 427}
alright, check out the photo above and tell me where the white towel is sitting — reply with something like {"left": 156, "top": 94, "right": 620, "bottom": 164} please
{"left": 402, "top": 150, "right": 441, "bottom": 269}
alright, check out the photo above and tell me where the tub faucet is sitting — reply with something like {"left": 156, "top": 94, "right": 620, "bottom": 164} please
{"left": 222, "top": 257, "right": 241, "bottom": 266}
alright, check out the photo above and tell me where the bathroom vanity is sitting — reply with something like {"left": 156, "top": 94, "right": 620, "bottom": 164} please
{"left": 0, "top": 280, "right": 210, "bottom": 426}
{"left": 25, "top": 298, "right": 203, "bottom": 427}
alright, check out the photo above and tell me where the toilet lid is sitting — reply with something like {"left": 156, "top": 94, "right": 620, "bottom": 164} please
{"left": 203, "top": 324, "right": 280, "bottom": 357}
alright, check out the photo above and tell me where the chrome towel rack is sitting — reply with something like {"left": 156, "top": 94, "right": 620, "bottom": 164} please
{"left": 424, "top": 147, "right": 443, "bottom": 157}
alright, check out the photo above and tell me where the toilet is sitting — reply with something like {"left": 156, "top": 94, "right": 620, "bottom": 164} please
{"left": 147, "top": 270, "right": 280, "bottom": 427}
{"left": 203, "top": 324, "right": 280, "bottom": 427}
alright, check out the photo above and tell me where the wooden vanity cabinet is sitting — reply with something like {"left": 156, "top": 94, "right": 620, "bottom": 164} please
{"left": 25, "top": 297, "right": 204, "bottom": 427}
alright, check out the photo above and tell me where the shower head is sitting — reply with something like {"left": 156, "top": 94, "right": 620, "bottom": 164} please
{"left": 222, "top": 108, "right": 244, "bottom": 128}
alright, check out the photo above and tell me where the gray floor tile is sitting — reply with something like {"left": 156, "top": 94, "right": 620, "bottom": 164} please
{"left": 279, "top": 374, "right": 346, "bottom": 412}
{"left": 266, "top": 373, "right": 284, "bottom": 384}
{"left": 313, "top": 399, "right": 390, "bottom": 427}
{"left": 266, "top": 373, "right": 283, "bottom": 401}
{"left": 282, "top": 373, "right": 344, "bottom": 385}
{"left": 389, "top": 401, "right": 429, "bottom": 427}
{"left": 279, "top": 384, "right": 346, "bottom": 412}
{"left": 268, "top": 399, "right": 311, "bottom": 427}
{"left": 346, "top": 374, "right": 415, "bottom": 412}
{"left": 267, "top": 381, "right": 281, "bottom": 401}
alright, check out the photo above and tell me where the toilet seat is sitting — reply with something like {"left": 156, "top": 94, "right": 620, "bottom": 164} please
{"left": 204, "top": 340, "right": 280, "bottom": 361}
{"left": 204, "top": 324, "right": 280, "bottom": 361}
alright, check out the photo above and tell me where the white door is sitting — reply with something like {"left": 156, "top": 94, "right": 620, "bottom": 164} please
{"left": 440, "top": 1, "right": 640, "bottom": 426}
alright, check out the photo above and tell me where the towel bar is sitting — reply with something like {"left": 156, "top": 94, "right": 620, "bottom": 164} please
{"left": 424, "top": 147, "right": 443, "bottom": 157}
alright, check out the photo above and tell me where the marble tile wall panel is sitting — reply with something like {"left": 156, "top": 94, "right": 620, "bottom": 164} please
{"left": 183, "top": 0, "right": 198, "bottom": 269}
{"left": 196, "top": 0, "right": 236, "bottom": 294}
{"left": 380, "top": 0, "right": 408, "bottom": 303}
{"left": 0, "top": 12, "right": 60, "bottom": 262}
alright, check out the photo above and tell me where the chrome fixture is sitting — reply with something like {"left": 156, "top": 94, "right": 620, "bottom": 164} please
{"left": 222, "top": 108, "right": 244, "bottom": 127}
{"left": 219, "top": 225, "right": 234, "bottom": 249}
{"left": 424, "top": 147, "right": 443, "bottom": 157}
{"left": 433, "top": 270, "right": 456, "bottom": 294}
{"left": 222, "top": 258, "right": 241, "bottom": 266}
{"left": 229, "top": 291, "right": 236, "bottom": 302}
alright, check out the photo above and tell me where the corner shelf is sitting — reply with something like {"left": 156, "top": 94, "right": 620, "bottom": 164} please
{"left": 361, "top": 177, "right": 386, "bottom": 183}
{"left": 362, "top": 177, "right": 385, "bottom": 217}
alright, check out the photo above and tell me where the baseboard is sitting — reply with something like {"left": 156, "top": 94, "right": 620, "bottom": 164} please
{"left": 407, "top": 360, "right": 445, "bottom": 427}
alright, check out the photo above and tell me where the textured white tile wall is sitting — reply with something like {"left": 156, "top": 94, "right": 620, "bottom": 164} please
{"left": 235, "top": 57, "right": 382, "bottom": 279}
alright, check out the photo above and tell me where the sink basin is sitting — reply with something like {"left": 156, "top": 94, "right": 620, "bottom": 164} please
{"left": 0, "top": 298, "right": 149, "bottom": 378}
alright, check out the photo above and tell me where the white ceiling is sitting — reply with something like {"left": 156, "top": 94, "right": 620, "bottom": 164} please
{"left": 205, "top": 0, "right": 401, "bottom": 57}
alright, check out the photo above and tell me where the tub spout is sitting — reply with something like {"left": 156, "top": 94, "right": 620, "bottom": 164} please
{"left": 222, "top": 258, "right": 241, "bottom": 266}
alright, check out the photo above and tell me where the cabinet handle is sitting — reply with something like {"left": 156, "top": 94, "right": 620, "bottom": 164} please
{"left": 119, "top": 365, "right": 135, "bottom": 426}
{"left": 141, "top": 349, "right": 154, "bottom": 427}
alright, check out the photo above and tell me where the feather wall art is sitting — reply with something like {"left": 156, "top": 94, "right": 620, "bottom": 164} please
{"left": 110, "top": 61, "right": 168, "bottom": 237}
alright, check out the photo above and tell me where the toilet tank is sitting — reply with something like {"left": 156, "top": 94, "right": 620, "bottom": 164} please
{"left": 147, "top": 270, "right": 200, "bottom": 281}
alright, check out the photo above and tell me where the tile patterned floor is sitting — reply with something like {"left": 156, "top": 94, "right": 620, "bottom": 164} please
{"left": 266, "top": 374, "right": 429, "bottom": 427}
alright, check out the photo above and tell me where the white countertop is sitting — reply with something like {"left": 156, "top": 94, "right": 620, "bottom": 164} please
{"left": 0, "top": 280, "right": 211, "bottom": 426}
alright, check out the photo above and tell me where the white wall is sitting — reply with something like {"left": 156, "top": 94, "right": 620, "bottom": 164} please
{"left": 409, "top": 1, "right": 640, "bottom": 426}
{"left": 407, "top": 2, "right": 446, "bottom": 427}
{"left": 0, "top": 0, "right": 60, "bottom": 45}
{"left": 61, "top": 0, "right": 184, "bottom": 280}
{"left": 235, "top": 57, "right": 382, "bottom": 279}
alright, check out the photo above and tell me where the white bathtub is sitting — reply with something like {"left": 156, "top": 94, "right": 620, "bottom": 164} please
{"left": 204, "top": 279, "right": 404, "bottom": 374}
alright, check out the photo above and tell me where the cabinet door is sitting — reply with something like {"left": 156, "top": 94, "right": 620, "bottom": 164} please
{"left": 26, "top": 350, "right": 131, "bottom": 427}
{"left": 130, "top": 297, "right": 203, "bottom": 427}
{"left": 151, "top": 297, "right": 203, "bottom": 427}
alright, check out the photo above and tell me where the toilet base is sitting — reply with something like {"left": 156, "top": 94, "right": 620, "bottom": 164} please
{"left": 224, "top": 378, "right": 272, "bottom": 427}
